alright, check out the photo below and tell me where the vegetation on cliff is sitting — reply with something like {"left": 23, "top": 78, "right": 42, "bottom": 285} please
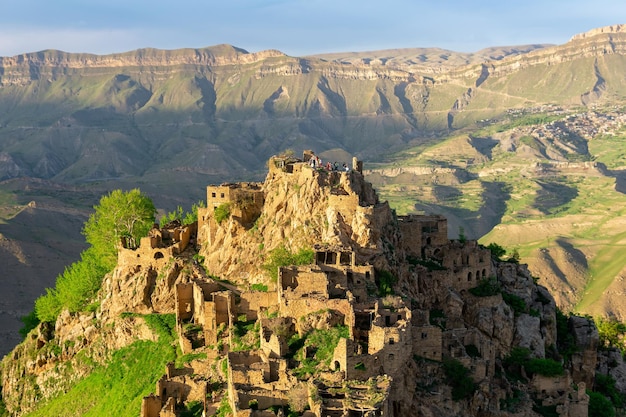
{"left": 5, "top": 153, "right": 626, "bottom": 417}
{"left": 33, "top": 189, "right": 155, "bottom": 324}
{"left": 24, "top": 314, "right": 176, "bottom": 417}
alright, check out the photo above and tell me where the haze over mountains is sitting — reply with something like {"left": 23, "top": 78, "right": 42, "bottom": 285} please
{"left": 1, "top": 24, "right": 626, "bottom": 354}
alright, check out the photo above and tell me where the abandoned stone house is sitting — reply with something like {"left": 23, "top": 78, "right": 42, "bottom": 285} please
{"left": 118, "top": 221, "right": 193, "bottom": 269}
{"left": 138, "top": 152, "right": 587, "bottom": 417}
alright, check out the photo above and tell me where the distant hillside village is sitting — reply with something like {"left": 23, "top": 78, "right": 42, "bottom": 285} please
{"left": 110, "top": 151, "right": 595, "bottom": 417}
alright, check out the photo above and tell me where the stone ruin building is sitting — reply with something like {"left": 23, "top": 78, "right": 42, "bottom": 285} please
{"left": 118, "top": 220, "right": 194, "bottom": 269}
{"left": 136, "top": 151, "right": 589, "bottom": 417}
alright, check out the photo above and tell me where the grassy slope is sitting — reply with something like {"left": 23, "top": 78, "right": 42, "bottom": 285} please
{"left": 371, "top": 112, "right": 626, "bottom": 317}
{"left": 24, "top": 315, "right": 177, "bottom": 417}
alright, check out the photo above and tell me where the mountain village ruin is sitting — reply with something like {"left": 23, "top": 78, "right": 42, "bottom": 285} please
{"left": 117, "top": 152, "right": 595, "bottom": 417}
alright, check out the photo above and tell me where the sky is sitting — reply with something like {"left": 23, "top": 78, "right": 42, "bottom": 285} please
{"left": 1, "top": 0, "right": 626, "bottom": 57}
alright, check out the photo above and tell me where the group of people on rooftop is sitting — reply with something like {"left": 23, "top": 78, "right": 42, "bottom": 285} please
{"left": 309, "top": 155, "right": 350, "bottom": 172}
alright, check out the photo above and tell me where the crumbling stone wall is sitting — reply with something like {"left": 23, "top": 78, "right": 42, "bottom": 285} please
{"left": 237, "top": 291, "right": 279, "bottom": 321}
{"left": 205, "top": 183, "right": 264, "bottom": 223}
{"left": 412, "top": 325, "right": 443, "bottom": 361}
{"left": 279, "top": 266, "right": 330, "bottom": 301}
{"left": 140, "top": 394, "right": 162, "bottom": 417}
{"left": 118, "top": 224, "right": 192, "bottom": 268}
{"left": 227, "top": 352, "right": 292, "bottom": 413}
{"left": 260, "top": 317, "right": 294, "bottom": 359}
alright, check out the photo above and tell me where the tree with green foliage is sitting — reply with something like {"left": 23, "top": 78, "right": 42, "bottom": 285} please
{"left": 486, "top": 242, "right": 506, "bottom": 260}
{"left": 159, "top": 201, "right": 206, "bottom": 227}
{"left": 507, "top": 249, "right": 521, "bottom": 263}
{"left": 595, "top": 317, "right": 626, "bottom": 351}
{"left": 458, "top": 226, "right": 466, "bottom": 243}
{"left": 83, "top": 189, "right": 156, "bottom": 268}
{"left": 34, "top": 189, "right": 156, "bottom": 324}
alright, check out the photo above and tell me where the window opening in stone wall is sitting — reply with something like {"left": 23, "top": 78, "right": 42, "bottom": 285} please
{"left": 340, "top": 252, "right": 351, "bottom": 264}
{"left": 328, "top": 252, "right": 337, "bottom": 264}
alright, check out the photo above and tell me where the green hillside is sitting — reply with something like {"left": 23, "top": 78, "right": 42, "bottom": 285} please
{"left": 370, "top": 108, "right": 626, "bottom": 317}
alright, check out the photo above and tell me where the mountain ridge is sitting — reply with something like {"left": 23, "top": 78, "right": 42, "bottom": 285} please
{"left": 1, "top": 23, "right": 626, "bottom": 358}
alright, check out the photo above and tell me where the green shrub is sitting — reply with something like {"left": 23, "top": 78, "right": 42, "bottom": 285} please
{"left": 469, "top": 277, "right": 501, "bottom": 297}
{"left": 214, "top": 203, "right": 231, "bottom": 224}
{"left": 588, "top": 391, "right": 615, "bottom": 417}
{"left": 555, "top": 308, "right": 577, "bottom": 360}
{"left": 375, "top": 269, "right": 397, "bottom": 297}
{"left": 442, "top": 358, "right": 476, "bottom": 401}
{"left": 143, "top": 314, "right": 177, "bottom": 340}
{"left": 175, "top": 352, "right": 207, "bottom": 369}
{"left": 290, "top": 326, "right": 349, "bottom": 379}
{"left": 406, "top": 256, "right": 446, "bottom": 271}
{"left": 250, "top": 283, "right": 268, "bottom": 292}
{"left": 532, "top": 403, "right": 559, "bottom": 417}
{"left": 34, "top": 288, "right": 62, "bottom": 323}
{"left": 18, "top": 310, "right": 40, "bottom": 339}
{"left": 159, "top": 201, "right": 205, "bottom": 227}
{"left": 594, "top": 373, "right": 625, "bottom": 408}
{"left": 180, "top": 400, "right": 204, "bottom": 417}
{"left": 504, "top": 347, "right": 563, "bottom": 378}
{"left": 595, "top": 317, "right": 626, "bottom": 351}
{"left": 215, "top": 396, "right": 232, "bottom": 417}
{"left": 502, "top": 292, "right": 527, "bottom": 315}
{"left": 525, "top": 358, "right": 564, "bottom": 377}
{"left": 262, "top": 245, "right": 315, "bottom": 282}
{"left": 35, "top": 246, "right": 111, "bottom": 323}
{"left": 486, "top": 242, "right": 506, "bottom": 260}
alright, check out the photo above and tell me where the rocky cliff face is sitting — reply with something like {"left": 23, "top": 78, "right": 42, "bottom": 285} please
{"left": 1, "top": 155, "right": 615, "bottom": 417}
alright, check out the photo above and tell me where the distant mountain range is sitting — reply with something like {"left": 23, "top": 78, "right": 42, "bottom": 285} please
{"left": 1, "top": 24, "right": 626, "bottom": 355}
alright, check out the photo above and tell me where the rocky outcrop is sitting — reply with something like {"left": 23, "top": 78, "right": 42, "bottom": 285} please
{"left": 0, "top": 154, "right": 611, "bottom": 417}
